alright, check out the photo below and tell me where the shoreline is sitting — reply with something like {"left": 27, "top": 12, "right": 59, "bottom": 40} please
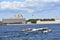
{"left": 0, "top": 23, "right": 60, "bottom": 26}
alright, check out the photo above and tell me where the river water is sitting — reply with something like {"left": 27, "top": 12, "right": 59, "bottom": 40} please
{"left": 0, "top": 24, "right": 60, "bottom": 40}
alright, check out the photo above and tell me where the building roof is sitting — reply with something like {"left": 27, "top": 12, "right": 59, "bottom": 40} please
{"left": 12, "top": 14, "right": 23, "bottom": 19}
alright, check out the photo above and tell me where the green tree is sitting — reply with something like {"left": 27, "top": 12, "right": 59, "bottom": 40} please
{"left": 26, "top": 19, "right": 39, "bottom": 23}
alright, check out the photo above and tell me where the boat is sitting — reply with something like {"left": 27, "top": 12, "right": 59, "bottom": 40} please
{"left": 21, "top": 28, "right": 52, "bottom": 33}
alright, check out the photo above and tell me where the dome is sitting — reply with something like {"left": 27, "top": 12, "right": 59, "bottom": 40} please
{"left": 12, "top": 14, "right": 23, "bottom": 19}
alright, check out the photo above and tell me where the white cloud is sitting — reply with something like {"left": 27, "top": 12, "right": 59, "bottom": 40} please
{"left": 25, "top": 0, "right": 60, "bottom": 2}
{"left": 41, "top": 0, "right": 60, "bottom": 2}
{"left": 0, "top": 0, "right": 42, "bottom": 9}
{"left": 0, "top": 0, "right": 59, "bottom": 10}
{"left": 0, "top": 1, "right": 11, "bottom": 9}
{"left": 0, "top": 1, "right": 26, "bottom": 9}
{"left": 0, "top": 0, "right": 60, "bottom": 14}
{"left": 0, "top": 0, "right": 60, "bottom": 9}
{"left": 0, "top": 0, "right": 38, "bottom": 13}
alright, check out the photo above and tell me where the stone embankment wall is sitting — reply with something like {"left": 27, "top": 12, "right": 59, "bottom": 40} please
{"left": 36, "top": 20, "right": 60, "bottom": 24}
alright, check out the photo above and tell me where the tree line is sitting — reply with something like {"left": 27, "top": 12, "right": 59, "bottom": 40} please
{"left": 26, "top": 19, "right": 55, "bottom": 23}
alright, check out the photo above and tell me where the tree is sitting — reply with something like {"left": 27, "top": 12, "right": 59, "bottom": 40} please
{"left": 26, "top": 19, "right": 39, "bottom": 23}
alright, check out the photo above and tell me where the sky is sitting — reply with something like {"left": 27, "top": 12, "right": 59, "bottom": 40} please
{"left": 0, "top": 0, "right": 60, "bottom": 20}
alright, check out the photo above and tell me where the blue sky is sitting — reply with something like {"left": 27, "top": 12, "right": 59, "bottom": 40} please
{"left": 0, "top": 0, "right": 60, "bottom": 20}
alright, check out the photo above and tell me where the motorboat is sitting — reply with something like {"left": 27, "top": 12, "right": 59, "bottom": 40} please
{"left": 21, "top": 28, "right": 52, "bottom": 33}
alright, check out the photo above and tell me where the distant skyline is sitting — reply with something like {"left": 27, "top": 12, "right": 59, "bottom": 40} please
{"left": 0, "top": 0, "right": 60, "bottom": 20}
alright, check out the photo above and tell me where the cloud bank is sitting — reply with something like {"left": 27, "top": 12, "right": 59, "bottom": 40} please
{"left": 0, "top": 0, "right": 60, "bottom": 14}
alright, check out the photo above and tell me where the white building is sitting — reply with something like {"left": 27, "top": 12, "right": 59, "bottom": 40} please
{"left": 2, "top": 14, "right": 26, "bottom": 24}
{"left": 36, "top": 19, "right": 60, "bottom": 24}
{"left": 36, "top": 20, "right": 41, "bottom": 24}
{"left": 27, "top": 21, "right": 32, "bottom": 24}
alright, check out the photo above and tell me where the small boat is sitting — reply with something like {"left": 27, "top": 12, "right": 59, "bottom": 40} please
{"left": 43, "top": 29, "right": 52, "bottom": 33}
{"left": 21, "top": 28, "right": 52, "bottom": 33}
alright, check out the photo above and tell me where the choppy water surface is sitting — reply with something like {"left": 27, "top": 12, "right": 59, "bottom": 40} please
{"left": 0, "top": 24, "right": 60, "bottom": 40}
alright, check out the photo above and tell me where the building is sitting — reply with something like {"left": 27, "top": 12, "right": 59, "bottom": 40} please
{"left": 2, "top": 14, "right": 26, "bottom": 25}
{"left": 36, "top": 19, "right": 60, "bottom": 24}
{"left": 27, "top": 21, "right": 32, "bottom": 24}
